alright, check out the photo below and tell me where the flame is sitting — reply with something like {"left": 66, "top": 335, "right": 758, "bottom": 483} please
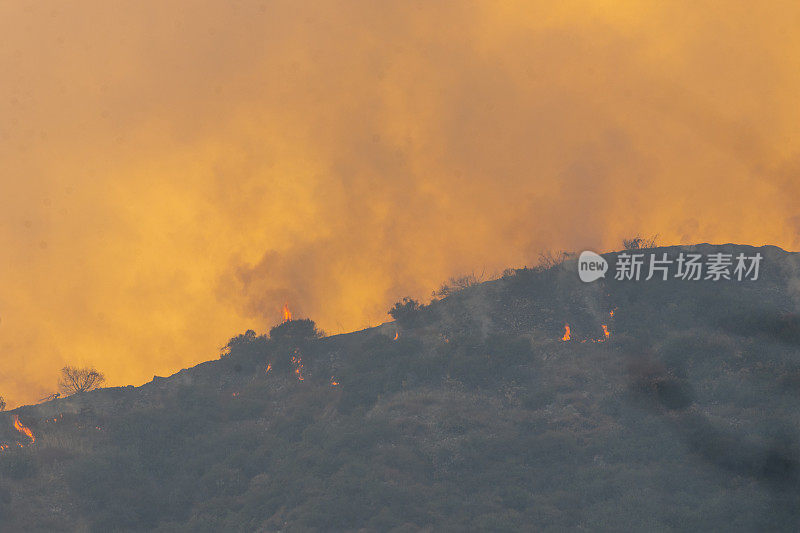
{"left": 393, "top": 331, "right": 399, "bottom": 341}
{"left": 291, "top": 349, "right": 304, "bottom": 381}
{"left": 330, "top": 377, "right": 339, "bottom": 386}
{"left": 282, "top": 302, "right": 292, "bottom": 322}
{"left": 561, "top": 323, "right": 571, "bottom": 341}
{"left": 13, "top": 415, "right": 35, "bottom": 444}
{"left": 265, "top": 363, "right": 272, "bottom": 374}
{"left": 609, "top": 310, "right": 615, "bottom": 318}
{"left": 601, "top": 324, "right": 611, "bottom": 339}
{"left": 231, "top": 392, "right": 239, "bottom": 397}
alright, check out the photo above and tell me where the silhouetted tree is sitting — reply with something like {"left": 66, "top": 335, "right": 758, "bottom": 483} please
{"left": 269, "top": 318, "right": 324, "bottom": 342}
{"left": 0, "top": 396, "right": 5, "bottom": 411}
{"left": 58, "top": 366, "right": 106, "bottom": 395}
{"left": 389, "top": 297, "right": 424, "bottom": 328}
{"left": 222, "top": 329, "right": 268, "bottom": 357}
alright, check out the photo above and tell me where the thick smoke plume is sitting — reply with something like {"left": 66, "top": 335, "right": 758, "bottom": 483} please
{"left": 2, "top": 1, "right": 799, "bottom": 405}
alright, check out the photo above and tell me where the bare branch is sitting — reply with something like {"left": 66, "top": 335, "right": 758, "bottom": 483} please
{"left": 58, "top": 366, "right": 106, "bottom": 396}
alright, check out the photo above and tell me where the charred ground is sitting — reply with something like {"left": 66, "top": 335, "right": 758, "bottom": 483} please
{"left": 2, "top": 244, "right": 800, "bottom": 531}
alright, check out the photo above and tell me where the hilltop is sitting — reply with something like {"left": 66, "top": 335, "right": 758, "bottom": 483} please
{"left": 1, "top": 244, "right": 800, "bottom": 531}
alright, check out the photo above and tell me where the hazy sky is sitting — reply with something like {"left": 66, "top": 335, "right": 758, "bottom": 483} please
{"left": 2, "top": 1, "right": 799, "bottom": 406}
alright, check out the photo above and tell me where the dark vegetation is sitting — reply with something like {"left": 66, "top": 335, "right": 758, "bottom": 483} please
{"left": 58, "top": 366, "right": 106, "bottom": 396}
{"left": 268, "top": 318, "right": 324, "bottom": 342}
{"left": 534, "top": 249, "right": 575, "bottom": 271}
{"left": 0, "top": 244, "right": 799, "bottom": 531}
{"left": 622, "top": 233, "right": 659, "bottom": 250}
{"left": 388, "top": 297, "right": 426, "bottom": 329}
{"left": 432, "top": 272, "right": 484, "bottom": 298}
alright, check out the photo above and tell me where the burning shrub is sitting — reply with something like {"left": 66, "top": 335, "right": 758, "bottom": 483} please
{"left": 269, "top": 318, "right": 324, "bottom": 342}
{"left": 58, "top": 365, "right": 106, "bottom": 396}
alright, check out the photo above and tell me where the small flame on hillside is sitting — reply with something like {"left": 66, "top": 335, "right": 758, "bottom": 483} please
{"left": 265, "top": 363, "right": 272, "bottom": 374}
{"left": 282, "top": 302, "right": 292, "bottom": 322}
{"left": 393, "top": 331, "right": 399, "bottom": 341}
{"left": 291, "top": 349, "right": 304, "bottom": 381}
{"left": 330, "top": 377, "right": 339, "bottom": 386}
{"left": 559, "top": 322, "right": 611, "bottom": 343}
{"left": 13, "top": 415, "right": 35, "bottom": 444}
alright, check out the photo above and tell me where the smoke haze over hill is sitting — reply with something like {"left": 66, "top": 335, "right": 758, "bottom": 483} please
{"left": 2, "top": 1, "right": 800, "bottom": 405}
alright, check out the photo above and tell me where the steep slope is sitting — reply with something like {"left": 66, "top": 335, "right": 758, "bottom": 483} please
{"left": 1, "top": 244, "right": 800, "bottom": 531}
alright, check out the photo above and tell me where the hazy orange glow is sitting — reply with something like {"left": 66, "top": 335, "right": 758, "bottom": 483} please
{"left": 2, "top": 2, "right": 800, "bottom": 407}
{"left": 13, "top": 415, "right": 35, "bottom": 444}
{"left": 561, "top": 324, "right": 571, "bottom": 342}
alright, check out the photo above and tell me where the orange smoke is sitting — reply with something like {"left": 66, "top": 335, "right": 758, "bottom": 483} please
{"left": 561, "top": 324, "right": 571, "bottom": 342}
{"left": 13, "top": 415, "right": 35, "bottom": 444}
{"left": 2, "top": 1, "right": 800, "bottom": 408}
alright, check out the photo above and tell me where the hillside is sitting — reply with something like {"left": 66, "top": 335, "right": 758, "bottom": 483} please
{"left": 2, "top": 244, "right": 800, "bottom": 531}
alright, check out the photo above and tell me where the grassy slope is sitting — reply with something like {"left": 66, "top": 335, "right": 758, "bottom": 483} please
{"left": 1, "top": 244, "right": 800, "bottom": 531}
